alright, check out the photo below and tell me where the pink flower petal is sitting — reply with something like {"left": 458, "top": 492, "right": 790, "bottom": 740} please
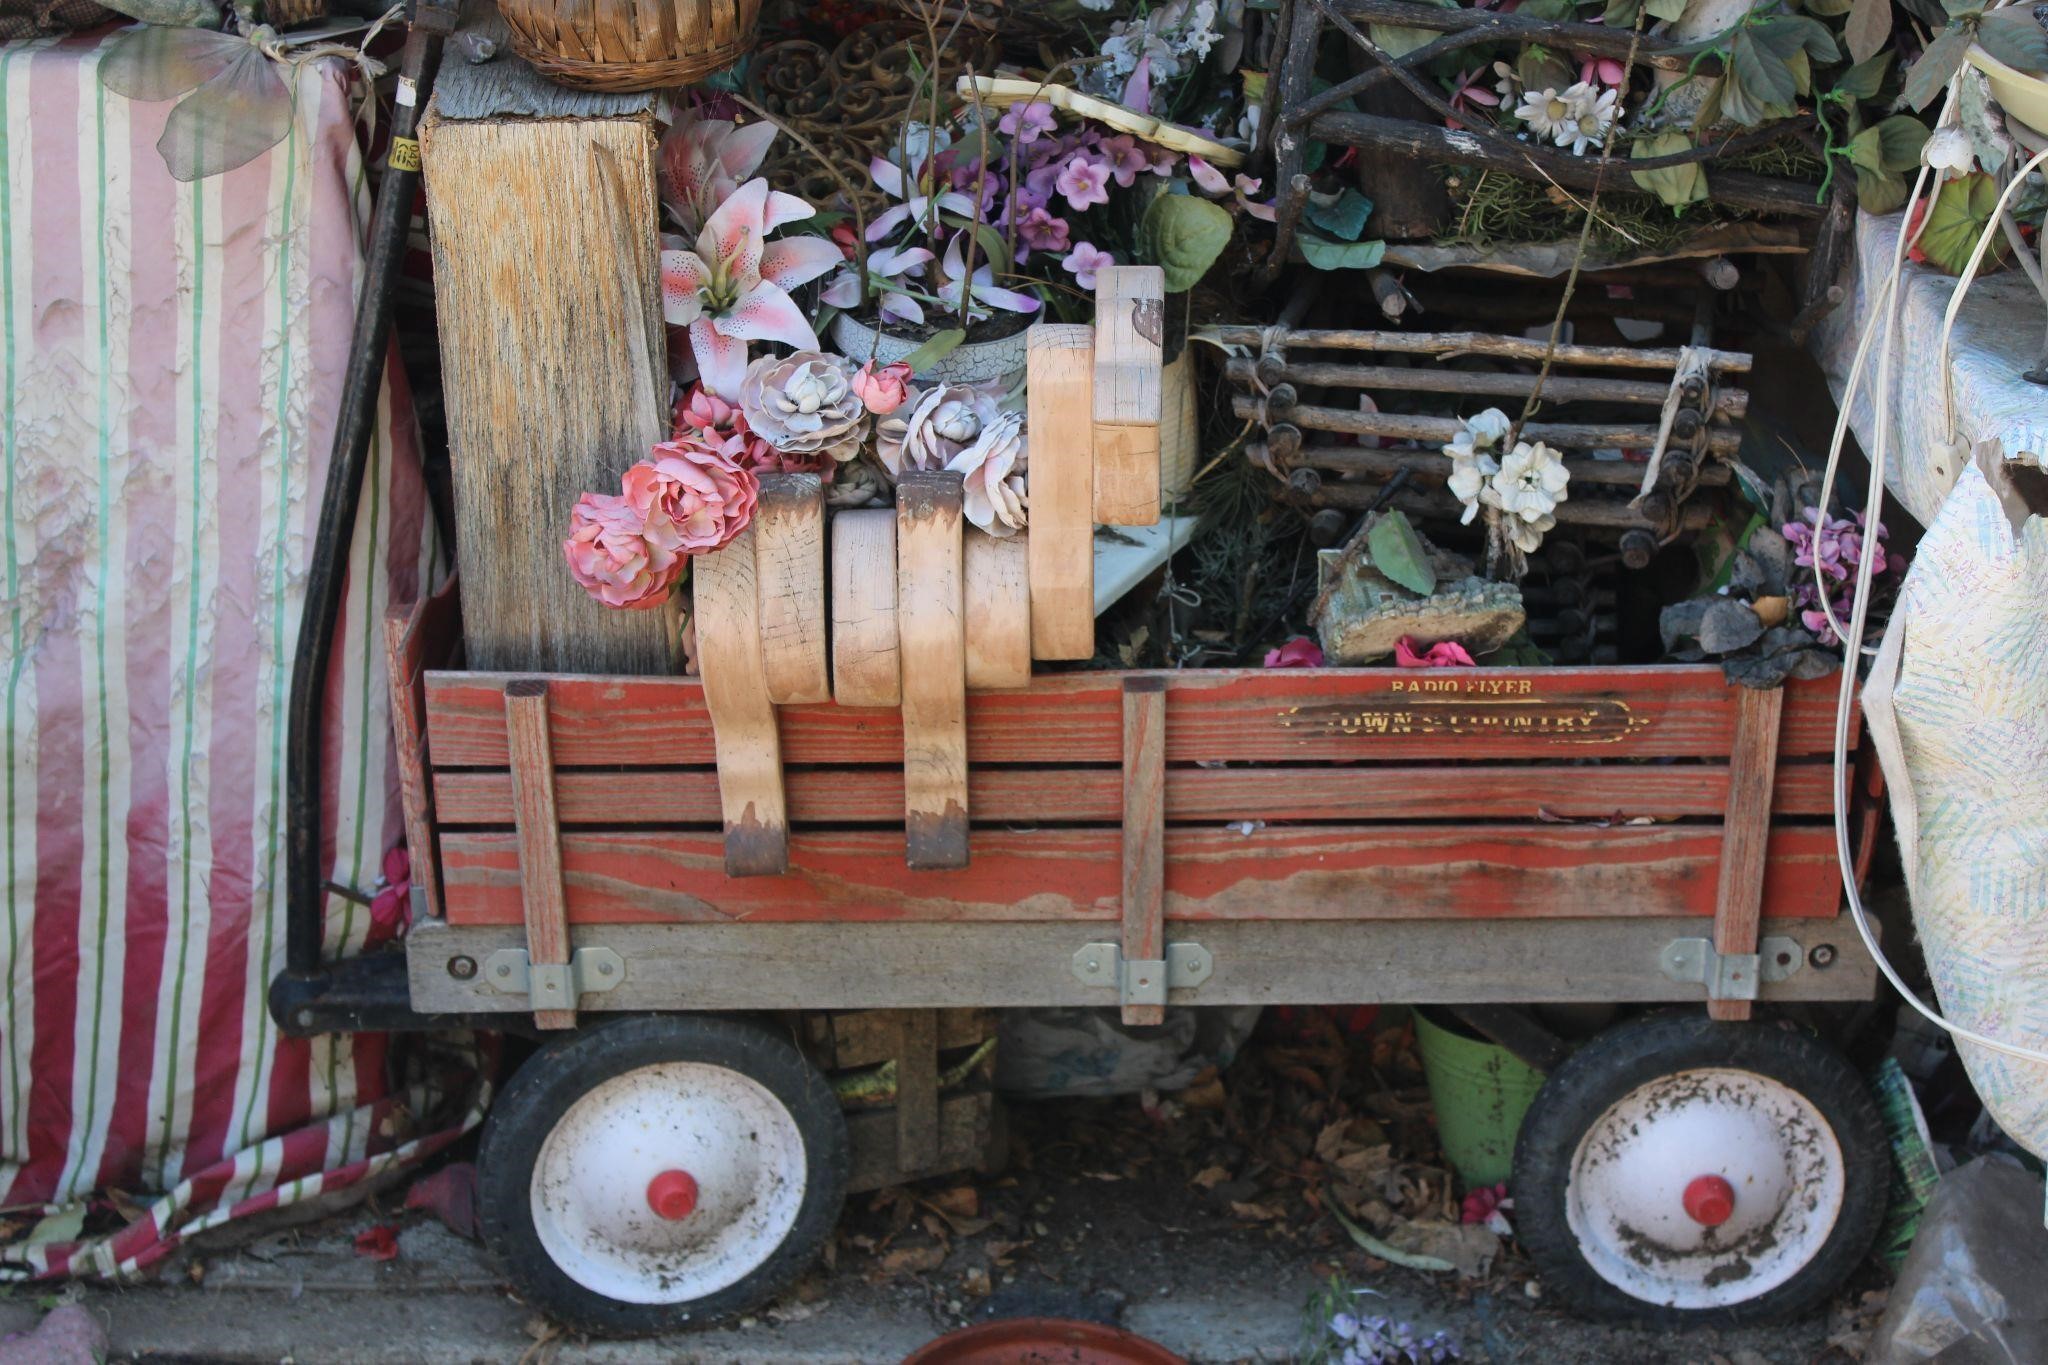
{"left": 661, "top": 249, "right": 709, "bottom": 325}
{"left": 700, "top": 178, "right": 769, "bottom": 283}
{"left": 760, "top": 234, "right": 845, "bottom": 289}
{"left": 690, "top": 318, "right": 750, "bottom": 400}
{"left": 712, "top": 279, "right": 820, "bottom": 350}
{"left": 1187, "top": 155, "right": 1230, "bottom": 196}
{"left": 763, "top": 189, "right": 816, "bottom": 233}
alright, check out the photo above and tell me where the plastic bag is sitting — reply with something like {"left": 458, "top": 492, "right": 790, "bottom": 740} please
{"left": 1871, "top": 1157, "right": 2048, "bottom": 1364}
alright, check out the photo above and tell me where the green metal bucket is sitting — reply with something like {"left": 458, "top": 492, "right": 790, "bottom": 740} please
{"left": 1413, "top": 1009, "right": 1548, "bottom": 1188}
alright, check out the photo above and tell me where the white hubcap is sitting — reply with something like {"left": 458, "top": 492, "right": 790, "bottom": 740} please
{"left": 531, "top": 1062, "right": 807, "bottom": 1305}
{"left": 1566, "top": 1067, "right": 1845, "bottom": 1309}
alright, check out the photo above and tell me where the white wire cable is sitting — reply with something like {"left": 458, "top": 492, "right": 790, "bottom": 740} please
{"left": 1818, "top": 109, "right": 2048, "bottom": 1066}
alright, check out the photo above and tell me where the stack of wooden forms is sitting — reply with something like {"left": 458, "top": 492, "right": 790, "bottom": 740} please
{"left": 804, "top": 1009, "right": 1003, "bottom": 1192}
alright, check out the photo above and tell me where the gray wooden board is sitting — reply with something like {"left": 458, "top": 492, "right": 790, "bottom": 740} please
{"left": 408, "top": 916, "right": 1877, "bottom": 1013}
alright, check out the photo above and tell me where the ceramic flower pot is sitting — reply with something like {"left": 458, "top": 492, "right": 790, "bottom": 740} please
{"left": 831, "top": 311, "right": 1031, "bottom": 391}
{"left": 1966, "top": 44, "right": 2048, "bottom": 141}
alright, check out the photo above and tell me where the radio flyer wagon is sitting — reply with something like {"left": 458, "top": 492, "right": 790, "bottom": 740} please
{"left": 271, "top": 577, "right": 1891, "bottom": 1335}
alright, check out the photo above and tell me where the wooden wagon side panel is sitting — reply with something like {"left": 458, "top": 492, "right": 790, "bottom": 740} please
{"left": 436, "top": 823, "right": 1838, "bottom": 926}
{"left": 422, "top": 667, "right": 1855, "bottom": 767}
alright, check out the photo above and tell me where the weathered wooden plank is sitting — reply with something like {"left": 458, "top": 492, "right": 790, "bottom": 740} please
{"left": 895, "top": 1011, "right": 941, "bottom": 1173}
{"left": 846, "top": 1092, "right": 994, "bottom": 1193}
{"left": 383, "top": 577, "right": 462, "bottom": 922}
{"left": 754, "top": 472, "right": 831, "bottom": 705}
{"left": 1708, "top": 685, "right": 1785, "bottom": 1022}
{"left": 830, "top": 507, "right": 900, "bottom": 707}
{"left": 432, "top": 760, "right": 1842, "bottom": 826}
{"left": 1121, "top": 678, "right": 1167, "bottom": 1025}
{"left": 419, "top": 91, "right": 672, "bottom": 672}
{"left": 691, "top": 531, "right": 788, "bottom": 876}
{"left": 407, "top": 915, "right": 1880, "bottom": 1014}
{"left": 898, "top": 472, "right": 970, "bottom": 870}
{"left": 504, "top": 681, "right": 576, "bottom": 1028}
{"left": 1093, "top": 266, "right": 1165, "bottom": 527}
{"left": 437, "top": 823, "right": 1839, "bottom": 926}
{"left": 824, "top": 1007, "right": 994, "bottom": 1069}
{"left": 1026, "top": 325, "right": 1097, "bottom": 660}
{"left": 425, "top": 668, "right": 1857, "bottom": 767}
{"left": 964, "top": 529, "right": 1031, "bottom": 691}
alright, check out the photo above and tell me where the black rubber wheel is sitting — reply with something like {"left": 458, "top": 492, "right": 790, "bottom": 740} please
{"left": 477, "top": 1014, "right": 848, "bottom": 1337}
{"left": 1511, "top": 1011, "right": 1886, "bottom": 1327}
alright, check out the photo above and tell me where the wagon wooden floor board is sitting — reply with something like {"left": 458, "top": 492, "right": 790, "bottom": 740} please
{"left": 423, "top": 668, "right": 1854, "bottom": 767}
{"left": 436, "top": 822, "right": 1837, "bottom": 926}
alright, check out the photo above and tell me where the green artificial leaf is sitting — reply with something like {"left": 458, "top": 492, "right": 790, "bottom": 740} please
{"left": 1515, "top": 0, "right": 1576, "bottom": 18}
{"left": 1755, "top": 14, "right": 1839, "bottom": 62}
{"left": 1844, "top": 0, "right": 1894, "bottom": 65}
{"left": 1631, "top": 130, "right": 1710, "bottom": 207}
{"left": 1805, "top": 0, "right": 1855, "bottom": 17}
{"left": 1306, "top": 187, "right": 1375, "bottom": 240}
{"left": 1366, "top": 510, "right": 1437, "bottom": 596}
{"left": 1137, "top": 192, "right": 1234, "bottom": 292}
{"left": 1603, "top": 0, "right": 1642, "bottom": 25}
{"left": 898, "top": 328, "right": 968, "bottom": 373}
{"left": 1519, "top": 46, "right": 1574, "bottom": 95}
{"left": 1725, "top": 31, "right": 1801, "bottom": 124}
{"left": 1854, "top": 163, "right": 1911, "bottom": 213}
{"left": 1787, "top": 46, "right": 1814, "bottom": 96}
{"left": 1903, "top": 26, "right": 1973, "bottom": 109}
{"left": 1645, "top": 0, "right": 1689, "bottom": 18}
{"left": 1897, "top": 0, "right": 1946, "bottom": 22}
{"left": 1918, "top": 171, "right": 2014, "bottom": 274}
{"left": 1298, "top": 233, "right": 1389, "bottom": 270}
{"left": 1370, "top": 0, "right": 1458, "bottom": 59}
{"left": 1874, "top": 113, "right": 1930, "bottom": 171}
{"left": 24, "top": 1206, "right": 84, "bottom": 1250}
{"left": 1241, "top": 69, "right": 1268, "bottom": 105}
{"left": 1940, "top": 0, "right": 1982, "bottom": 17}
{"left": 1834, "top": 49, "right": 1893, "bottom": 101}
{"left": 1844, "top": 125, "right": 1888, "bottom": 172}
{"left": 1978, "top": 5, "right": 2048, "bottom": 74}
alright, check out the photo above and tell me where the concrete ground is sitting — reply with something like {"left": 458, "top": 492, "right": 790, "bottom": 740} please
{"left": 0, "top": 1160, "right": 1882, "bottom": 1364}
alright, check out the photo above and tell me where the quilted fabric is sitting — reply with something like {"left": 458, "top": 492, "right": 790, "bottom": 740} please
{"left": 1864, "top": 458, "right": 2048, "bottom": 1160}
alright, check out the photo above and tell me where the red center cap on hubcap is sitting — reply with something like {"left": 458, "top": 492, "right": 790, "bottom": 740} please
{"left": 647, "top": 1169, "right": 700, "bottom": 1221}
{"left": 1683, "top": 1174, "right": 1735, "bottom": 1227}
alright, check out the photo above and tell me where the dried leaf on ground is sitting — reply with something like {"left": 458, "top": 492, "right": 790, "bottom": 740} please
{"left": 1191, "top": 1164, "right": 1231, "bottom": 1190}
{"left": 877, "top": 1241, "right": 948, "bottom": 1276}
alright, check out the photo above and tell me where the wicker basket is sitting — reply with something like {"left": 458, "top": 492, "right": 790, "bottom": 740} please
{"left": 498, "top": 0, "right": 761, "bottom": 92}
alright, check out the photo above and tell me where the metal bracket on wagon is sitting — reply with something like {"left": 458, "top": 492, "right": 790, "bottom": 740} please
{"left": 1659, "top": 936, "right": 1803, "bottom": 1001}
{"left": 483, "top": 946, "right": 626, "bottom": 1012}
{"left": 1072, "top": 942, "right": 1214, "bottom": 1007}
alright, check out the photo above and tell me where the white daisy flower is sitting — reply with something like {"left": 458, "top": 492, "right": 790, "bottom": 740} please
{"left": 1515, "top": 87, "right": 1572, "bottom": 142}
{"left": 1555, "top": 82, "right": 1617, "bottom": 156}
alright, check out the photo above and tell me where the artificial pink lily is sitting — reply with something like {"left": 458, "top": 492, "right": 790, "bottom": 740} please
{"left": 1446, "top": 66, "right": 1501, "bottom": 129}
{"left": 662, "top": 178, "right": 844, "bottom": 399}
{"left": 657, "top": 112, "right": 778, "bottom": 237}
{"left": 1577, "top": 53, "right": 1626, "bottom": 88}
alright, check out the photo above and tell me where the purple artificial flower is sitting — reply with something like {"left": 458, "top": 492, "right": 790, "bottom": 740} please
{"left": 1056, "top": 154, "right": 1113, "bottom": 211}
{"left": 1018, "top": 206, "right": 1072, "bottom": 254}
{"left": 998, "top": 100, "right": 1058, "bottom": 145}
{"left": 1100, "top": 134, "right": 1150, "bottom": 188}
{"left": 1023, "top": 160, "right": 1065, "bottom": 207}
{"left": 1062, "top": 240, "right": 1115, "bottom": 288}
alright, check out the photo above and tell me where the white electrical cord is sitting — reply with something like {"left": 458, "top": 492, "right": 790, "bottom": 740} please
{"left": 1815, "top": 90, "right": 2048, "bottom": 1066}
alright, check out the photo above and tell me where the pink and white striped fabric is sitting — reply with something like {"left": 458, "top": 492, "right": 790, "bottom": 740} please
{"left": 1, "top": 33, "right": 479, "bottom": 1276}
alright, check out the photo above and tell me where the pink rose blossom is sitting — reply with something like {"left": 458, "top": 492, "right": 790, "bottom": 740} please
{"left": 998, "top": 100, "right": 1058, "bottom": 144}
{"left": 1394, "top": 637, "right": 1477, "bottom": 668}
{"left": 563, "top": 491, "right": 686, "bottom": 610}
{"left": 1055, "top": 154, "right": 1112, "bottom": 211}
{"left": 1263, "top": 636, "right": 1325, "bottom": 668}
{"left": 1061, "top": 240, "right": 1115, "bottom": 289}
{"left": 626, "top": 437, "right": 760, "bottom": 554}
{"left": 672, "top": 382, "right": 776, "bottom": 467}
{"left": 850, "top": 360, "right": 915, "bottom": 416}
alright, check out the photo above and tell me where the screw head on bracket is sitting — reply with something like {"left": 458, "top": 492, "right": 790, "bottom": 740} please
{"left": 448, "top": 955, "right": 478, "bottom": 980}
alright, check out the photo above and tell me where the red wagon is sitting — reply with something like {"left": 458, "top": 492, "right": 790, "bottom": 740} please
{"left": 279, "top": 580, "right": 1891, "bottom": 1334}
